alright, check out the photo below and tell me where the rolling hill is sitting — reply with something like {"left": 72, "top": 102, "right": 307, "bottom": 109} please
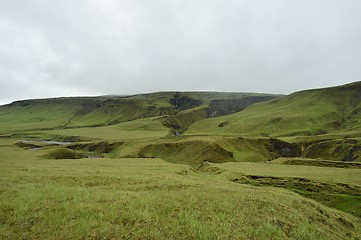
{"left": 0, "top": 92, "right": 278, "bottom": 134}
{"left": 187, "top": 81, "right": 361, "bottom": 137}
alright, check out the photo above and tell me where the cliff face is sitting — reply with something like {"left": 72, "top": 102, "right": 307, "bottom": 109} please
{"left": 207, "top": 95, "right": 277, "bottom": 117}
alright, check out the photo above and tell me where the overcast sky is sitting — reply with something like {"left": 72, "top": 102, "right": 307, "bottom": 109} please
{"left": 0, "top": 0, "right": 361, "bottom": 104}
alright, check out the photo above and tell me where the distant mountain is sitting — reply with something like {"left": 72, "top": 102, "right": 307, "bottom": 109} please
{"left": 0, "top": 91, "right": 278, "bottom": 133}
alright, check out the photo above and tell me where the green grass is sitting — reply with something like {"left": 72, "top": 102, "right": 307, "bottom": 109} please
{"left": 161, "top": 106, "right": 209, "bottom": 132}
{"left": 0, "top": 104, "right": 79, "bottom": 133}
{"left": 275, "top": 157, "right": 361, "bottom": 169}
{"left": 1, "top": 139, "right": 360, "bottom": 239}
{"left": 139, "top": 139, "right": 234, "bottom": 166}
{"left": 46, "top": 117, "right": 170, "bottom": 141}
{"left": 211, "top": 161, "right": 361, "bottom": 186}
{"left": 0, "top": 91, "right": 277, "bottom": 133}
{"left": 187, "top": 82, "right": 361, "bottom": 137}
{"left": 201, "top": 161, "right": 361, "bottom": 219}
{"left": 136, "top": 135, "right": 304, "bottom": 167}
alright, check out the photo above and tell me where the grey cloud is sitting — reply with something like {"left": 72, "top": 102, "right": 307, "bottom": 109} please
{"left": 0, "top": 0, "right": 361, "bottom": 104}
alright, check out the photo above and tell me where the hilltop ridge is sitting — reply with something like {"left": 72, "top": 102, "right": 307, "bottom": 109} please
{"left": 187, "top": 81, "right": 361, "bottom": 137}
{"left": 0, "top": 91, "right": 278, "bottom": 133}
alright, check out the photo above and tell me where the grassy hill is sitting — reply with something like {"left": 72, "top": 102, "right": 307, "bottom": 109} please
{"left": 184, "top": 82, "right": 361, "bottom": 163}
{"left": 0, "top": 92, "right": 278, "bottom": 134}
{"left": 187, "top": 81, "right": 361, "bottom": 137}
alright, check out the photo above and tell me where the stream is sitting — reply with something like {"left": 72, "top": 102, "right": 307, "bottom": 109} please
{"left": 18, "top": 139, "right": 72, "bottom": 145}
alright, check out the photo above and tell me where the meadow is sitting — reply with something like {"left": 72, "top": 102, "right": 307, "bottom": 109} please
{"left": 0, "top": 138, "right": 360, "bottom": 239}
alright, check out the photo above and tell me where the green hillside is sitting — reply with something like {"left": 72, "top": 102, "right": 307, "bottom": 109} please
{"left": 0, "top": 92, "right": 277, "bottom": 134}
{"left": 187, "top": 81, "right": 361, "bottom": 137}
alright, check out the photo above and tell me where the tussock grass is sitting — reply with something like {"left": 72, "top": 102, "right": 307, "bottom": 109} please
{"left": 45, "top": 148, "right": 86, "bottom": 159}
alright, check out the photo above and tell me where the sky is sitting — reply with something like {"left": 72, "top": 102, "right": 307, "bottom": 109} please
{"left": 0, "top": 0, "right": 361, "bottom": 105}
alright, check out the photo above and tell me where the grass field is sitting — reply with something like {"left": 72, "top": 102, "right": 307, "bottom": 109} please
{"left": 201, "top": 161, "right": 361, "bottom": 218}
{"left": 46, "top": 117, "right": 170, "bottom": 141}
{"left": 1, "top": 138, "right": 360, "bottom": 239}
